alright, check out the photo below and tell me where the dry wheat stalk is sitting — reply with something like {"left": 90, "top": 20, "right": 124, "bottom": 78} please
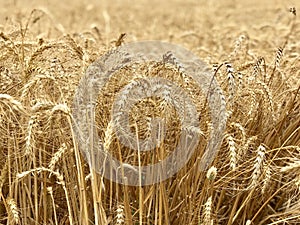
{"left": 16, "top": 167, "right": 74, "bottom": 224}
{"left": 1, "top": 3, "right": 299, "bottom": 225}
{"left": 47, "top": 186, "right": 58, "bottom": 225}
{"left": 23, "top": 8, "right": 65, "bottom": 35}
{"left": 200, "top": 83, "right": 227, "bottom": 170}
{"left": 295, "top": 176, "right": 300, "bottom": 192}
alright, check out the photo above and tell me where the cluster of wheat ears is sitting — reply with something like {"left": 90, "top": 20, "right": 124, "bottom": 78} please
{"left": 0, "top": 4, "right": 299, "bottom": 225}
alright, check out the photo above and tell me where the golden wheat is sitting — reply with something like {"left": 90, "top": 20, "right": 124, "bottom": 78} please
{"left": 0, "top": 1, "right": 299, "bottom": 224}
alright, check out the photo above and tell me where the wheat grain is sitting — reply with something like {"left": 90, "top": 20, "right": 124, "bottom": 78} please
{"left": 104, "top": 120, "right": 114, "bottom": 152}
{"left": 50, "top": 103, "right": 71, "bottom": 116}
{"left": 203, "top": 196, "right": 213, "bottom": 225}
{"left": 0, "top": 66, "right": 13, "bottom": 91}
{"left": 230, "top": 34, "right": 249, "bottom": 61}
{"left": 1, "top": 3, "right": 299, "bottom": 224}
{"left": 275, "top": 47, "right": 284, "bottom": 68}
{"left": 0, "top": 94, "right": 27, "bottom": 114}
{"left": 64, "top": 34, "right": 84, "bottom": 59}
{"left": 25, "top": 115, "right": 37, "bottom": 155}
{"left": 21, "top": 73, "right": 56, "bottom": 99}
{"left": 50, "top": 57, "right": 65, "bottom": 78}
{"left": 0, "top": 160, "right": 8, "bottom": 192}
{"left": 280, "top": 159, "right": 300, "bottom": 173}
{"left": 226, "top": 134, "right": 237, "bottom": 170}
{"left": 252, "top": 57, "right": 266, "bottom": 79}
{"left": 206, "top": 166, "right": 217, "bottom": 181}
{"left": 256, "top": 81, "right": 275, "bottom": 122}
{"left": 0, "top": 32, "right": 19, "bottom": 58}
{"left": 245, "top": 89, "right": 258, "bottom": 118}
{"left": 7, "top": 197, "right": 20, "bottom": 225}
{"left": 162, "top": 51, "right": 185, "bottom": 75}
{"left": 261, "top": 165, "right": 271, "bottom": 194}
{"left": 236, "top": 71, "right": 243, "bottom": 88}
{"left": 31, "top": 99, "right": 54, "bottom": 112}
{"left": 230, "top": 122, "right": 246, "bottom": 145}
{"left": 249, "top": 144, "right": 266, "bottom": 189}
{"left": 245, "top": 220, "right": 252, "bottom": 225}
{"left": 48, "top": 143, "right": 67, "bottom": 171}
{"left": 289, "top": 7, "right": 296, "bottom": 15}
{"left": 116, "top": 204, "right": 125, "bottom": 225}
{"left": 225, "top": 62, "right": 236, "bottom": 106}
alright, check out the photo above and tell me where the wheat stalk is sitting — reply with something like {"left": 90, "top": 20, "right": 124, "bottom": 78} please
{"left": 1, "top": 3, "right": 299, "bottom": 224}
{"left": 206, "top": 166, "right": 217, "bottom": 181}
{"left": 47, "top": 186, "right": 58, "bottom": 225}
{"left": 16, "top": 167, "right": 74, "bottom": 224}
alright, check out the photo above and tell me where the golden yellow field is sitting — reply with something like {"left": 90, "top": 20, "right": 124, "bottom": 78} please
{"left": 0, "top": 0, "right": 299, "bottom": 224}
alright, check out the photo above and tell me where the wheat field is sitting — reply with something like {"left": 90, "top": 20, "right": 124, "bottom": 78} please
{"left": 0, "top": 0, "right": 299, "bottom": 224}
